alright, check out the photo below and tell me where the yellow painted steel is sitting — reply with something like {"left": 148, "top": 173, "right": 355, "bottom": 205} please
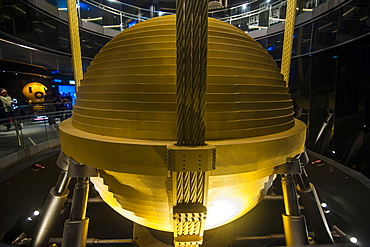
{"left": 66, "top": 0, "right": 83, "bottom": 89}
{"left": 22, "top": 82, "right": 47, "bottom": 104}
{"left": 59, "top": 15, "right": 306, "bottom": 232}
{"left": 280, "top": 0, "right": 298, "bottom": 86}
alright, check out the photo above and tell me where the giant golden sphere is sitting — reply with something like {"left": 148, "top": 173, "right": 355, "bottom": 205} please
{"left": 59, "top": 15, "right": 306, "bottom": 232}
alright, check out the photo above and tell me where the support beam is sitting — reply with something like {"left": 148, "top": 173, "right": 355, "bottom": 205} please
{"left": 30, "top": 170, "right": 70, "bottom": 247}
{"left": 62, "top": 177, "right": 90, "bottom": 247}
{"left": 281, "top": 174, "right": 309, "bottom": 246}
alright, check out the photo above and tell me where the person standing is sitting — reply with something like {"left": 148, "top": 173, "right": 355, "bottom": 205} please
{"left": 44, "top": 90, "right": 57, "bottom": 125}
{"left": 0, "top": 89, "right": 14, "bottom": 130}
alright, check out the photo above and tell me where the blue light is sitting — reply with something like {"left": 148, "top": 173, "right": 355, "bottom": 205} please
{"left": 332, "top": 55, "right": 338, "bottom": 59}
{"left": 267, "top": 44, "right": 276, "bottom": 51}
{"left": 128, "top": 20, "right": 137, "bottom": 28}
{"left": 53, "top": 79, "right": 62, "bottom": 83}
{"left": 57, "top": 0, "right": 67, "bottom": 9}
{"left": 51, "top": 70, "right": 60, "bottom": 74}
{"left": 78, "top": 2, "right": 90, "bottom": 10}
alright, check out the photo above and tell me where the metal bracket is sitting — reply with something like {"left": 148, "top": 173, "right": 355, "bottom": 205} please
{"left": 57, "top": 152, "right": 97, "bottom": 178}
{"left": 57, "top": 152, "right": 70, "bottom": 171}
{"left": 167, "top": 145, "right": 216, "bottom": 172}
{"left": 273, "top": 149, "right": 308, "bottom": 175}
{"left": 67, "top": 158, "right": 98, "bottom": 178}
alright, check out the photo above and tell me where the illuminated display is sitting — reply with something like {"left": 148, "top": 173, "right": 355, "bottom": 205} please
{"left": 22, "top": 82, "right": 47, "bottom": 104}
{"left": 59, "top": 15, "right": 306, "bottom": 232}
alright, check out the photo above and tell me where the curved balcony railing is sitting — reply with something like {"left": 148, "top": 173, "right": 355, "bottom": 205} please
{"left": 0, "top": 0, "right": 334, "bottom": 69}
{"left": 0, "top": 103, "right": 72, "bottom": 168}
{"left": 46, "top": 0, "right": 327, "bottom": 31}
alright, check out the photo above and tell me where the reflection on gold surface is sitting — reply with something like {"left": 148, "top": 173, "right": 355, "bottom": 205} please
{"left": 60, "top": 15, "right": 306, "bottom": 232}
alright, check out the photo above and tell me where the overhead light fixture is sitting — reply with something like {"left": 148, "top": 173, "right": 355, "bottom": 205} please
{"left": 343, "top": 7, "right": 356, "bottom": 17}
{"left": 359, "top": 16, "right": 367, "bottom": 21}
{"left": 82, "top": 17, "right": 103, "bottom": 22}
{"left": 41, "top": 21, "right": 56, "bottom": 29}
{"left": 249, "top": 25, "right": 268, "bottom": 29}
{"left": 0, "top": 38, "right": 37, "bottom": 51}
{"left": 350, "top": 237, "right": 358, "bottom": 244}
{"left": 318, "top": 22, "right": 333, "bottom": 30}
{"left": 296, "top": 7, "right": 313, "bottom": 11}
{"left": 269, "top": 17, "right": 286, "bottom": 21}
{"left": 103, "top": 25, "right": 122, "bottom": 28}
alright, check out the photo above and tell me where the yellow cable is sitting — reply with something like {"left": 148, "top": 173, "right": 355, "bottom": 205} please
{"left": 66, "top": 0, "right": 83, "bottom": 91}
{"left": 280, "top": 0, "right": 297, "bottom": 87}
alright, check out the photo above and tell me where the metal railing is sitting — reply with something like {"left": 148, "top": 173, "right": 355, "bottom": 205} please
{"left": 0, "top": 103, "right": 72, "bottom": 161}
{"left": 48, "top": 0, "right": 327, "bottom": 31}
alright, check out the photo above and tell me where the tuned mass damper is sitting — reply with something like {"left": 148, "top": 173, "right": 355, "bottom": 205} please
{"left": 59, "top": 15, "right": 306, "bottom": 232}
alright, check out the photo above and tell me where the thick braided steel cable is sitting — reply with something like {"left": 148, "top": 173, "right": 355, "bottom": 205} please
{"left": 176, "top": 0, "right": 208, "bottom": 146}
{"left": 176, "top": 171, "right": 205, "bottom": 204}
{"left": 197, "top": 172, "right": 204, "bottom": 203}
{"left": 176, "top": 172, "right": 184, "bottom": 202}
{"left": 183, "top": 213, "right": 189, "bottom": 235}
{"left": 190, "top": 172, "right": 198, "bottom": 203}
{"left": 175, "top": 214, "right": 183, "bottom": 236}
{"left": 280, "top": 0, "right": 298, "bottom": 87}
{"left": 66, "top": 0, "right": 83, "bottom": 90}
{"left": 183, "top": 171, "right": 191, "bottom": 203}
{"left": 194, "top": 214, "right": 200, "bottom": 235}
{"left": 189, "top": 216, "right": 194, "bottom": 235}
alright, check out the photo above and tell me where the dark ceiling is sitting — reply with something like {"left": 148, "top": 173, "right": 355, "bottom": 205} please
{"left": 120, "top": 0, "right": 250, "bottom": 9}
{"left": 121, "top": 0, "right": 174, "bottom": 8}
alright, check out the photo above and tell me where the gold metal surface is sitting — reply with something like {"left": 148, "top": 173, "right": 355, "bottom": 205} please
{"left": 59, "top": 15, "right": 306, "bottom": 233}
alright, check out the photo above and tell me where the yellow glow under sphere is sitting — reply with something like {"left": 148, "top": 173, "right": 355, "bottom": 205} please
{"left": 59, "top": 15, "right": 306, "bottom": 232}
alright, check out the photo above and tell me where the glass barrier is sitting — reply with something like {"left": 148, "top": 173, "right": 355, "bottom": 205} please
{"left": 0, "top": 103, "right": 72, "bottom": 159}
{"left": 0, "top": 0, "right": 335, "bottom": 63}
{"left": 46, "top": 0, "right": 327, "bottom": 32}
{"left": 0, "top": 0, "right": 111, "bottom": 60}
{"left": 253, "top": 0, "right": 370, "bottom": 59}
{"left": 265, "top": 0, "right": 370, "bottom": 160}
